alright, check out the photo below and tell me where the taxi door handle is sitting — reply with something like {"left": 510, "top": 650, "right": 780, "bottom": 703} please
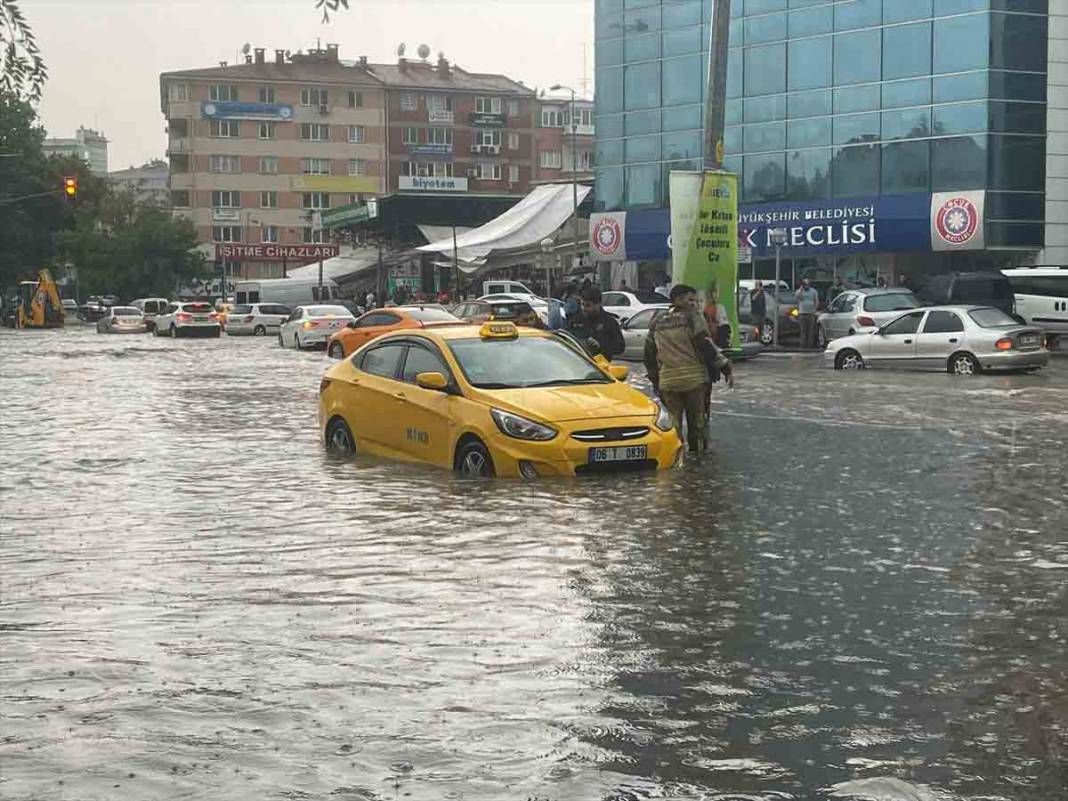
{"left": 948, "top": 338, "right": 958, "bottom": 343}
{"left": 904, "top": 339, "right": 913, "bottom": 345}
{"left": 393, "top": 391, "right": 406, "bottom": 399}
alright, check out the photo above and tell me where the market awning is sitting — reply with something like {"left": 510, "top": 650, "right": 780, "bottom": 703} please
{"left": 417, "top": 183, "right": 591, "bottom": 263}
{"left": 286, "top": 246, "right": 380, "bottom": 282}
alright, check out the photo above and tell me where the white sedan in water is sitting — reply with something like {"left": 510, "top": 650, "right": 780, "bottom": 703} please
{"left": 601, "top": 290, "right": 671, "bottom": 324}
{"left": 825, "top": 305, "right": 1050, "bottom": 375}
{"left": 278, "top": 304, "right": 356, "bottom": 350}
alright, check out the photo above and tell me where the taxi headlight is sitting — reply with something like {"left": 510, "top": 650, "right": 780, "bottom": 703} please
{"left": 654, "top": 402, "right": 673, "bottom": 432}
{"left": 490, "top": 409, "right": 557, "bottom": 441}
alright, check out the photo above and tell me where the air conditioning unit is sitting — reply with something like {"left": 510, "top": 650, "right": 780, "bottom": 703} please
{"left": 470, "top": 144, "right": 482, "bottom": 154}
{"left": 466, "top": 168, "right": 479, "bottom": 177}
{"left": 487, "top": 145, "right": 501, "bottom": 155}
{"left": 318, "top": 104, "right": 329, "bottom": 115}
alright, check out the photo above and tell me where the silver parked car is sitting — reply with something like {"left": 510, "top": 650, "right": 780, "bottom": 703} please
{"left": 817, "top": 287, "right": 921, "bottom": 346}
{"left": 619, "top": 306, "right": 763, "bottom": 361}
{"left": 824, "top": 305, "right": 1050, "bottom": 375}
{"left": 95, "top": 306, "right": 148, "bottom": 334}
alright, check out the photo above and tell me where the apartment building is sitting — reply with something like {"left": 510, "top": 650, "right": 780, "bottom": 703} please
{"left": 160, "top": 46, "right": 386, "bottom": 278}
{"left": 43, "top": 127, "right": 109, "bottom": 175}
{"left": 533, "top": 95, "right": 594, "bottom": 185}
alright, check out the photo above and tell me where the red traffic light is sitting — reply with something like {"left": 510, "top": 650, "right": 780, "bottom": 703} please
{"left": 63, "top": 175, "right": 78, "bottom": 199}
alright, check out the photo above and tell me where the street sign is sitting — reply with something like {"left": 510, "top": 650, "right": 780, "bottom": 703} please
{"left": 318, "top": 201, "right": 379, "bottom": 229}
{"left": 214, "top": 243, "right": 339, "bottom": 262}
{"left": 739, "top": 247, "right": 752, "bottom": 264}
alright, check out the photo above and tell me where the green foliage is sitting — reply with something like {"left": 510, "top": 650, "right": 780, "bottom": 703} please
{"left": 315, "top": 0, "right": 349, "bottom": 22}
{"left": 1, "top": 0, "right": 46, "bottom": 102}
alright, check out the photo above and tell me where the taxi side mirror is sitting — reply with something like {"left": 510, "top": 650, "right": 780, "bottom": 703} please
{"left": 347, "top": 321, "right": 357, "bottom": 329}
{"left": 416, "top": 371, "right": 449, "bottom": 391}
{"left": 608, "top": 364, "right": 629, "bottom": 381}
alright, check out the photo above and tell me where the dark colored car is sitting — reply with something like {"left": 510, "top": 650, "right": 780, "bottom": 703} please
{"left": 915, "top": 272, "right": 1018, "bottom": 319}
{"left": 737, "top": 287, "right": 801, "bottom": 345}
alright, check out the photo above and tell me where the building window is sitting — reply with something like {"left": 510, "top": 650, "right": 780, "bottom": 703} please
{"left": 477, "top": 163, "right": 501, "bottom": 180}
{"left": 580, "top": 109, "right": 593, "bottom": 127}
{"left": 476, "top": 129, "right": 502, "bottom": 147}
{"left": 260, "top": 190, "right": 278, "bottom": 208}
{"left": 301, "top": 158, "right": 330, "bottom": 175}
{"left": 540, "top": 150, "right": 562, "bottom": 169}
{"left": 402, "top": 126, "right": 419, "bottom": 145}
{"left": 400, "top": 92, "right": 417, "bottom": 111}
{"left": 427, "top": 94, "right": 452, "bottom": 112}
{"left": 258, "top": 86, "right": 276, "bottom": 104}
{"left": 209, "top": 120, "right": 239, "bottom": 138}
{"left": 348, "top": 90, "right": 363, "bottom": 108}
{"left": 259, "top": 156, "right": 278, "bottom": 174}
{"left": 301, "top": 87, "right": 329, "bottom": 107}
{"left": 348, "top": 158, "right": 366, "bottom": 176}
{"left": 170, "top": 189, "right": 190, "bottom": 206}
{"left": 580, "top": 150, "right": 592, "bottom": 170}
{"left": 302, "top": 192, "right": 330, "bottom": 210}
{"left": 303, "top": 227, "right": 327, "bottom": 243}
{"left": 262, "top": 225, "right": 279, "bottom": 243}
{"left": 348, "top": 125, "right": 365, "bottom": 143}
{"left": 258, "top": 122, "right": 276, "bottom": 140}
{"left": 508, "top": 165, "right": 519, "bottom": 183}
{"left": 433, "top": 162, "right": 453, "bottom": 178}
{"left": 209, "top": 155, "right": 240, "bottom": 173}
{"left": 169, "top": 118, "right": 189, "bottom": 137}
{"left": 209, "top": 84, "right": 237, "bottom": 102}
{"left": 211, "top": 190, "right": 240, "bottom": 208}
{"left": 507, "top": 99, "right": 519, "bottom": 117}
{"left": 428, "top": 127, "right": 452, "bottom": 145}
{"left": 508, "top": 133, "right": 519, "bottom": 150}
{"left": 300, "top": 123, "right": 329, "bottom": 141}
{"left": 168, "top": 83, "right": 188, "bottom": 102}
{"left": 541, "top": 108, "right": 564, "bottom": 128}
{"left": 476, "top": 96, "right": 502, "bottom": 114}
{"left": 212, "top": 225, "right": 242, "bottom": 242}
{"left": 348, "top": 194, "right": 362, "bottom": 205}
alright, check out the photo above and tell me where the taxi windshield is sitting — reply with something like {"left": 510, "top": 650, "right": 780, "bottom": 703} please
{"left": 448, "top": 336, "right": 610, "bottom": 389}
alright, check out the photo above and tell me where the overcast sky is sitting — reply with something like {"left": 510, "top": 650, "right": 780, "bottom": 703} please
{"left": 29, "top": 0, "right": 593, "bottom": 170}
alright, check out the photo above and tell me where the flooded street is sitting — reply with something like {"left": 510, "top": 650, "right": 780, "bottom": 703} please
{"left": 2, "top": 325, "right": 1066, "bottom": 801}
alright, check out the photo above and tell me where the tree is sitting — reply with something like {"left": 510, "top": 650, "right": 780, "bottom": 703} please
{"left": 1, "top": 0, "right": 46, "bottom": 102}
{"left": 314, "top": 0, "right": 349, "bottom": 22}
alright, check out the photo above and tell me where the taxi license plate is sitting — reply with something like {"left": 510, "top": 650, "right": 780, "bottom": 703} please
{"left": 588, "top": 445, "right": 648, "bottom": 464}
{"left": 1021, "top": 334, "right": 1038, "bottom": 346}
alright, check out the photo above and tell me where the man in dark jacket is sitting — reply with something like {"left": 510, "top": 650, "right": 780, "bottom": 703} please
{"left": 749, "top": 281, "right": 768, "bottom": 336}
{"left": 567, "top": 286, "right": 624, "bottom": 360}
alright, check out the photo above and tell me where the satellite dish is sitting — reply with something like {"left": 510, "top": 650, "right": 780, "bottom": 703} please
{"left": 241, "top": 43, "right": 251, "bottom": 55}
{"left": 396, "top": 43, "right": 406, "bottom": 57}
{"left": 417, "top": 44, "right": 431, "bottom": 61}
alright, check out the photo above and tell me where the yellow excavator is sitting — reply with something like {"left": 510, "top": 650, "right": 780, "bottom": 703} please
{"left": 16, "top": 269, "right": 65, "bottom": 328}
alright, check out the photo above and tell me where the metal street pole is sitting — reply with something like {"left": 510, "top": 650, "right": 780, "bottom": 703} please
{"left": 773, "top": 244, "right": 781, "bottom": 347}
{"left": 551, "top": 84, "right": 581, "bottom": 278}
{"left": 704, "top": 0, "right": 733, "bottom": 171}
{"left": 452, "top": 224, "right": 459, "bottom": 300}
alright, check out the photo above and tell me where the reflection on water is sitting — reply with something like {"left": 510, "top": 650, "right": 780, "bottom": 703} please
{"left": 1, "top": 327, "right": 1066, "bottom": 800}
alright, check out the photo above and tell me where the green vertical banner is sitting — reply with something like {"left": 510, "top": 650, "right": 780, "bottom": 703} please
{"left": 680, "top": 171, "right": 740, "bottom": 348}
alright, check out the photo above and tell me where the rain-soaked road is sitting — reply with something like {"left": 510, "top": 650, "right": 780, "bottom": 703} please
{"left": 1, "top": 324, "right": 1066, "bottom": 801}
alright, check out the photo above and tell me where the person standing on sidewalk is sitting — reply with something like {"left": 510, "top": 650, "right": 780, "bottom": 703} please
{"left": 644, "top": 284, "right": 732, "bottom": 454}
{"left": 796, "top": 278, "right": 820, "bottom": 349}
{"left": 749, "top": 281, "right": 767, "bottom": 340}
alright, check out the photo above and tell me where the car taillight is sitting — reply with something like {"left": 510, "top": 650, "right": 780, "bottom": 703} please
{"left": 209, "top": 312, "right": 219, "bottom": 320}
{"left": 176, "top": 312, "right": 192, "bottom": 322}
{"left": 995, "top": 338, "right": 1014, "bottom": 351}
{"left": 319, "top": 378, "right": 332, "bottom": 394}
{"left": 856, "top": 315, "right": 876, "bottom": 327}
{"left": 243, "top": 315, "right": 254, "bottom": 323}
{"left": 303, "top": 320, "right": 319, "bottom": 329}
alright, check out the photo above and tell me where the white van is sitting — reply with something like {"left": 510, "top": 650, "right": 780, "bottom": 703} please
{"left": 234, "top": 277, "right": 342, "bottom": 307}
{"left": 129, "top": 297, "right": 170, "bottom": 332}
{"left": 1002, "top": 267, "right": 1068, "bottom": 341}
{"left": 483, "top": 279, "right": 536, "bottom": 297}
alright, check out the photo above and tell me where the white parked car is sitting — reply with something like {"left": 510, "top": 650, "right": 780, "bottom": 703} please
{"left": 477, "top": 293, "right": 549, "bottom": 324}
{"left": 824, "top": 305, "right": 1050, "bottom": 375}
{"left": 278, "top": 305, "right": 356, "bottom": 350}
{"left": 95, "top": 306, "right": 148, "bottom": 334}
{"left": 601, "top": 290, "right": 671, "bottom": 323}
{"left": 129, "top": 298, "right": 171, "bottom": 332}
{"left": 224, "top": 303, "right": 292, "bottom": 336}
{"left": 152, "top": 301, "right": 221, "bottom": 338}
{"left": 817, "top": 287, "right": 922, "bottom": 346}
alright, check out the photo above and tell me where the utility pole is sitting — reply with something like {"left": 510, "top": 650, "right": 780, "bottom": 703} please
{"left": 550, "top": 84, "right": 582, "bottom": 279}
{"left": 704, "top": 0, "right": 732, "bottom": 171}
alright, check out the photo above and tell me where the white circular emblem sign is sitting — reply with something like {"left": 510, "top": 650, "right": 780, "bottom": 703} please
{"left": 593, "top": 217, "right": 622, "bottom": 257}
{"left": 936, "top": 197, "right": 978, "bottom": 246}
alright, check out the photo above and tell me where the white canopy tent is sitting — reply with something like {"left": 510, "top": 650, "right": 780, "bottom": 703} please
{"left": 285, "top": 246, "right": 381, "bottom": 282}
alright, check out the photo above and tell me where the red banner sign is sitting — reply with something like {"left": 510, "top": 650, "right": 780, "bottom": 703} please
{"left": 214, "top": 243, "right": 340, "bottom": 262}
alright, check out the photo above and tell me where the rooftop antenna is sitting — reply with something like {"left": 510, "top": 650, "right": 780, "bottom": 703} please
{"left": 417, "top": 44, "right": 431, "bottom": 61}
{"left": 396, "top": 43, "right": 406, "bottom": 57}
{"left": 241, "top": 43, "right": 251, "bottom": 55}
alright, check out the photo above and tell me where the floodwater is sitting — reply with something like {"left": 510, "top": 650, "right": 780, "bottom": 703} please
{"left": 1, "top": 325, "right": 1066, "bottom": 801}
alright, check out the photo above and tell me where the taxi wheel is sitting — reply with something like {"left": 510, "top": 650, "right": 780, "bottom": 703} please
{"left": 455, "top": 439, "right": 495, "bottom": 478}
{"left": 277, "top": 333, "right": 284, "bottom": 347}
{"left": 325, "top": 417, "right": 356, "bottom": 455}
{"left": 328, "top": 341, "right": 345, "bottom": 360}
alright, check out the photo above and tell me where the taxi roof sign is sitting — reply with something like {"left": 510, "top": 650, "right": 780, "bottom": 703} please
{"left": 479, "top": 321, "right": 519, "bottom": 340}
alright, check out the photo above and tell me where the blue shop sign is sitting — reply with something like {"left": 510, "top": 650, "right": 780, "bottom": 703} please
{"left": 408, "top": 143, "right": 453, "bottom": 159}
{"left": 621, "top": 194, "right": 932, "bottom": 261}
{"left": 201, "top": 101, "right": 294, "bottom": 121}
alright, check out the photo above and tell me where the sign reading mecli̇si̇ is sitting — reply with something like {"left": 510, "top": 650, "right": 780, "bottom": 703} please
{"left": 214, "top": 243, "right": 340, "bottom": 262}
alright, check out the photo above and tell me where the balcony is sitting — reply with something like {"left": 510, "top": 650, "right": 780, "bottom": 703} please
{"left": 563, "top": 123, "right": 595, "bottom": 137}
{"left": 167, "top": 137, "right": 190, "bottom": 155}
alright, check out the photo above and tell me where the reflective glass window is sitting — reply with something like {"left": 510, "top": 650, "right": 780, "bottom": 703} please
{"left": 595, "top": 166, "right": 624, "bottom": 210}
{"left": 882, "top": 79, "right": 931, "bottom": 110}
{"left": 934, "top": 0, "right": 988, "bottom": 13}
{"left": 834, "top": 30, "right": 881, "bottom": 85}
{"left": 932, "top": 102, "right": 987, "bottom": 135}
{"left": 625, "top": 135, "right": 659, "bottom": 163}
{"left": 596, "top": 139, "right": 624, "bottom": 166}
{"left": 933, "top": 72, "right": 987, "bottom": 103}
{"left": 597, "top": 36, "right": 624, "bottom": 67}
{"left": 990, "top": 11, "right": 1047, "bottom": 72}
{"left": 881, "top": 107, "right": 931, "bottom": 140}
{"left": 746, "top": 0, "right": 786, "bottom": 13}
{"left": 727, "top": 48, "right": 744, "bottom": 99}
{"left": 599, "top": 113, "right": 623, "bottom": 138}
{"left": 835, "top": 0, "right": 881, "bottom": 31}
{"left": 988, "top": 135, "right": 1045, "bottom": 191}
{"left": 743, "top": 152, "right": 786, "bottom": 202}
{"left": 662, "top": 0, "right": 701, "bottom": 28}
{"left": 832, "top": 144, "right": 879, "bottom": 197}
{"left": 724, "top": 126, "right": 742, "bottom": 156}
{"left": 744, "top": 94, "right": 787, "bottom": 123}
{"left": 624, "top": 62, "right": 660, "bottom": 109}
{"left": 881, "top": 141, "right": 930, "bottom": 194}
{"left": 834, "top": 84, "right": 880, "bottom": 114}
{"left": 596, "top": 2, "right": 624, "bottom": 38}
{"left": 883, "top": 23, "right": 932, "bottom": 80}
{"left": 934, "top": 14, "right": 990, "bottom": 74}
{"left": 726, "top": 99, "right": 744, "bottom": 126}
{"left": 989, "top": 72, "right": 1046, "bottom": 103}
{"left": 662, "top": 26, "right": 702, "bottom": 56}
{"left": 789, "top": 89, "right": 832, "bottom": 119}
{"left": 745, "top": 12, "right": 787, "bottom": 44}
{"left": 788, "top": 117, "right": 832, "bottom": 149}
{"left": 884, "top": 0, "right": 933, "bottom": 23}
{"left": 597, "top": 67, "right": 623, "bottom": 113}
{"left": 745, "top": 44, "right": 787, "bottom": 96}
{"left": 625, "top": 163, "right": 661, "bottom": 207}
{"left": 833, "top": 112, "right": 879, "bottom": 145}
{"left": 625, "top": 33, "right": 660, "bottom": 61}
{"left": 789, "top": 5, "right": 832, "bottom": 37}
{"left": 744, "top": 122, "right": 786, "bottom": 152}
{"left": 624, "top": 5, "right": 660, "bottom": 34}
{"left": 986, "top": 223, "right": 1044, "bottom": 248}
{"left": 788, "top": 36, "right": 832, "bottom": 91}
{"left": 986, "top": 192, "right": 1044, "bottom": 221}
{"left": 663, "top": 130, "right": 703, "bottom": 160}
{"left": 990, "top": 101, "right": 1046, "bottom": 135}
{"left": 786, "top": 148, "right": 832, "bottom": 199}
{"left": 665, "top": 104, "right": 703, "bottom": 132}
{"left": 625, "top": 109, "right": 660, "bottom": 135}
{"left": 663, "top": 55, "right": 703, "bottom": 106}
{"left": 931, "top": 135, "right": 987, "bottom": 190}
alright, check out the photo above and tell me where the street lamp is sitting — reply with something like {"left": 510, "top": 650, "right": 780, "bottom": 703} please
{"left": 540, "top": 236, "right": 555, "bottom": 300}
{"left": 550, "top": 84, "right": 581, "bottom": 277}
{"left": 769, "top": 227, "right": 788, "bottom": 347}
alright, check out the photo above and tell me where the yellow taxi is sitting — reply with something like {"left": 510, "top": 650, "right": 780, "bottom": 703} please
{"left": 318, "top": 322, "right": 682, "bottom": 477}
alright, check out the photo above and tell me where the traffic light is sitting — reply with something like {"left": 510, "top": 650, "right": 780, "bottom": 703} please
{"left": 62, "top": 175, "right": 78, "bottom": 203}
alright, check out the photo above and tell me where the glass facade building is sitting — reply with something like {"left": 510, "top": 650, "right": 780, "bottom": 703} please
{"left": 595, "top": 0, "right": 1050, "bottom": 256}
